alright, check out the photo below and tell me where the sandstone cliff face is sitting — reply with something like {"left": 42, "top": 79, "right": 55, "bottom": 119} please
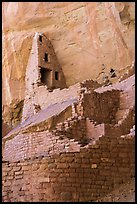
{"left": 2, "top": 2, "right": 135, "bottom": 126}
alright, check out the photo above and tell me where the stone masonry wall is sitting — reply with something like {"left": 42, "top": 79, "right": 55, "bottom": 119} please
{"left": 82, "top": 90, "right": 120, "bottom": 124}
{"left": 3, "top": 116, "right": 87, "bottom": 162}
{"left": 3, "top": 77, "right": 134, "bottom": 163}
{"left": 2, "top": 133, "right": 135, "bottom": 202}
{"left": 22, "top": 82, "right": 81, "bottom": 122}
{"left": 2, "top": 75, "right": 135, "bottom": 202}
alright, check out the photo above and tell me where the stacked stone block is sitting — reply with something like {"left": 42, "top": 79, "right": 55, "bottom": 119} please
{"left": 2, "top": 133, "right": 135, "bottom": 202}
{"left": 2, "top": 75, "right": 135, "bottom": 202}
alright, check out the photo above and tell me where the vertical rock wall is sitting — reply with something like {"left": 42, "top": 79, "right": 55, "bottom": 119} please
{"left": 2, "top": 2, "right": 135, "bottom": 126}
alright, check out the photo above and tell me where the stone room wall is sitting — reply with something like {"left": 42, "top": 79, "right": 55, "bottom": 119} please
{"left": 2, "top": 133, "right": 135, "bottom": 202}
{"left": 82, "top": 89, "right": 121, "bottom": 124}
{"left": 2, "top": 74, "right": 135, "bottom": 202}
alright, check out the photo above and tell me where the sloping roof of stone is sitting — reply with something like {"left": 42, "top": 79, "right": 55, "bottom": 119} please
{"left": 95, "top": 74, "right": 135, "bottom": 93}
{"left": 3, "top": 98, "right": 78, "bottom": 139}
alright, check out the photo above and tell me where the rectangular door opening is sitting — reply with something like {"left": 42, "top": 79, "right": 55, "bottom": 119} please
{"left": 40, "top": 67, "right": 51, "bottom": 87}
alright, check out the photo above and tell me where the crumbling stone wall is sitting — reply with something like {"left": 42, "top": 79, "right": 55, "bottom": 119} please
{"left": 3, "top": 105, "right": 134, "bottom": 162}
{"left": 22, "top": 82, "right": 80, "bottom": 122}
{"left": 82, "top": 90, "right": 120, "bottom": 124}
{"left": 3, "top": 75, "right": 135, "bottom": 163}
{"left": 86, "top": 119, "right": 105, "bottom": 141}
{"left": 2, "top": 133, "right": 135, "bottom": 202}
{"left": 2, "top": 75, "right": 135, "bottom": 202}
{"left": 3, "top": 116, "right": 86, "bottom": 162}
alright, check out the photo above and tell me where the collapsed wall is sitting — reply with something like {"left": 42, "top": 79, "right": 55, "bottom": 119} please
{"left": 3, "top": 75, "right": 131, "bottom": 161}
{"left": 2, "top": 74, "right": 135, "bottom": 161}
{"left": 2, "top": 73, "right": 135, "bottom": 202}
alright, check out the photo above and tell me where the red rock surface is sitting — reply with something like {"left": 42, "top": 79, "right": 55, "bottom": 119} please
{"left": 2, "top": 3, "right": 135, "bottom": 202}
{"left": 2, "top": 120, "right": 12, "bottom": 138}
{"left": 2, "top": 2, "right": 135, "bottom": 125}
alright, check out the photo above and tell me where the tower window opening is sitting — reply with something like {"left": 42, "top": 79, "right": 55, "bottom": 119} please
{"left": 44, "top": 53, "right": 48, "bottom": 62}
{"left": 110, "top": 68, "right": 117, "bottom": 78}
{"left": 55, "top": 71, "right": 59, "bottom": 80}
{"left": 110, "top": 68, "right": 115, "bottom": 73}
{"left": 40, "top": 67, "right": 51, "bottom": 86}
{"left": 39, "top": 35, "right": 42, "bottom": 42}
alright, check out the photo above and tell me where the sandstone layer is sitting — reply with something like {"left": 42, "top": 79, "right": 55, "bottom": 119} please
{"left": 2, "top": 2, "right": 135, "bottom": 126}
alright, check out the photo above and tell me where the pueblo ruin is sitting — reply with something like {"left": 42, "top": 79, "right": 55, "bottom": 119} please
{"left": 2, "top": 2, "right": 135, "bottom": 202}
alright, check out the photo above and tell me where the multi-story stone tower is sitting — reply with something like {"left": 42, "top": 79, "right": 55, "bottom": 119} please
{"left": 22, "top": 33, "right": 67, "bottom": 122}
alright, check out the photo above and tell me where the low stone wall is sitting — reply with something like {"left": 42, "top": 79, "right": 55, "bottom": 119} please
{"left": 3, "top": 116, "right": 87, "bottom": 162}
{"left": 2, "top": 133, "right": 135, "bottom": 202}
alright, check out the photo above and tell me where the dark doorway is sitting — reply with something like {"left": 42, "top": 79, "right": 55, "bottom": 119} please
{"left": 40, "top": 68, "right": 51, "bottom": 87}
{"left": 55, "top": 71, "right": 59, "bottom": 80}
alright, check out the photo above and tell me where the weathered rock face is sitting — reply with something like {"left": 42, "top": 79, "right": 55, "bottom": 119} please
{"left": 2, "top": 2, "right": 135, "bottom": 126}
